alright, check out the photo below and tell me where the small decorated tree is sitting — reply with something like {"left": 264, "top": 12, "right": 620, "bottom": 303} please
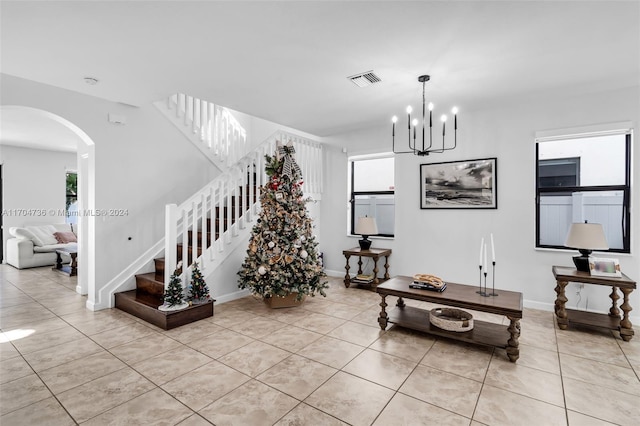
{"left": 188, "top": 261, "right": 210, "bottom": 303}
{"left": 159, "top": 262, "right": 189, "bottom": 311}
{"left": 238, "top": 142, "right": 328, "bottom": 305}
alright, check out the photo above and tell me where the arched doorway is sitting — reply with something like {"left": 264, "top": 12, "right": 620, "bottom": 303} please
{"left": 0, "top": 106, "right": 96, "bottom": 307}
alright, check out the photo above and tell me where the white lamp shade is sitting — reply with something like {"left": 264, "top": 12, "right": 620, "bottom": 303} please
{"left": 355, "top": 217, "right": 378, "bottom": 236}
{"left": 565, "top": 222, "right": 609, "bottom": 250}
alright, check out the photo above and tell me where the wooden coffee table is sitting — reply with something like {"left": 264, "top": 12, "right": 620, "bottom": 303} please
{"left": 377, "top": 276, "right": 523, "bottom": 362}
{"left": 53, "top": 247, "right": 78, "bottom": 276}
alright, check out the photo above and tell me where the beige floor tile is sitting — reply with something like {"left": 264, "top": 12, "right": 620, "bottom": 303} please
{"left": 22, "top": 336, "right": 103, "bottom": 372}
{"left": 161, "top": 360, "right": 250, "bottom": 411}
{"left": 90, "top": 321, "right": 157, "bottom": 349}
{"left": 2, "top": 316, "right": 71, "bottom": 335}
{"left": 305, "top": 371, "right": 394, "bottom": 426}
{"left": 199, "top": 379, "right": 298, "bottom": 426}
{"left": 176, "top": 414, "right": 212, "bottom": 426}
{"left": 567, "top": 410, "right": 618, "bottom": 425}
{"left": 60, "top": 309, "right": 137, "bottom": 335}
{"left": 218, "top": 340, "right": 290, "bottom": 377}
{"left": 259, "top": 325, "right": 323, "bottom": 352}
{"left": 294, "top": 312, "right": 347, "bottom": 334}
{"left": 57, "top": 368, "right": 155, "bottom": 423}
{"left": 0, "top": 374, "right": 52, "bottom": 415}
{"left": 484, "top": 358, "right": 564, "bottom": 407}
{"left": 227, "top": 315, "right": 288, "bottom": 339}
{"left": 399, "top": 365, "right": 482, "bottom": 418}
{"left": 0, "top": 396, "right": 75, "bottom": 426}
{"left": 350, "top": 306, "right": 383, "bottom": 327}
{"left": 162, "top": 320, "right": 224, "bottom": 343}
{"left": 274, "top": 402, "right": 348, "bottom": 425}
{"left": 0, "top": 337, "right": 21, "bottom": 360}
{"left": 474, "top": 384, "right": 566, "bottom": 426}
{"left": 257, "top": 354, "right": 337, "bottom": 399}
{"left": 557, "top": 334, "right": 629, "bottom": 367}
{"left": 109, "top": 333, "right": 181, "bottom": 364}
{"left": 305, "top": 300, "right": 364, "bottom": 320}
{"left": 297, "top": 335, "right": 365, "bottom": 369}
{"left": 82, "top": 388, "right": 193, "bottom": 425}
{"left": 186, "top": 328, "right": 254, "bottom": 358}
{"left": 519, "top": 323, "right": 558, "bottom": 351}
{"left": 39, "top": 350, "right": 126, "bottom": 394}
{"left": 260, "top": 306, "right": 314, "bottom": 324}
{"left": 560, "top": 352, "right": 640, "bottom": 396}
{"left": 564, "top": 377, "right": 640, "bottom": 426}
{"left": 133, "top": 346, "right": 213, "bottom": 385}
{"left": 343, "top": 348, "right": 416, "bottom": 390}
{"left": 368, "top": 326, "right": 435, "bottom": 362}
{"left": 327, "top": 321, "right": 384, "bottom": 347}
{"left": 373, "top": 392, "right": 470, "bottom": 426}
{"left": 493, "top": 343, "right": 560, "bottom": 375}
{"left": 10, "top": 324, "right": 85, "bottom": 354}
{"left": 421, "top": 340, "right": 492, "bottom": 382}
{"left": 0, "top": 355, "right": 34, "bottom": 384}
{"left": 210, "top": 308, "right": 259, "bottom": 328}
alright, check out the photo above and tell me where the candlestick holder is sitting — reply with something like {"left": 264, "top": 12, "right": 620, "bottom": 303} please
{"left": 489, "top": 261, "right": 498, "bottom": 296}
{"left": 477, "top": 265, "right": 484, "bottom": 295}
{"left": 480, "top": 271, "right": 490, "bottom": 297}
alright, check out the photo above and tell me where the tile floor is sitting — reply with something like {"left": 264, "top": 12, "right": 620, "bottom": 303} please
{"left": 1, "top": 265, "right": 640, "bottom": 425}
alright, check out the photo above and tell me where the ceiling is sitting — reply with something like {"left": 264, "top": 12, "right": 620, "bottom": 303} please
{"left": 1, "top": 1, "right": 638, "bottom": 143}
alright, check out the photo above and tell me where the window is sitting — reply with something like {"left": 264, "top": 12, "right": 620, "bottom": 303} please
{"left": 536, "top": 132, "right": 631, "bottom": 253}
{"left": 66, "top": 172, "right": 77, "bottom": 225}
{"left": 349, "top": 156, "right": 394, "bottom": 237}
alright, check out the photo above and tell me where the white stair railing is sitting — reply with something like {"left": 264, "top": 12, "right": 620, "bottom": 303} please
{"left": 164, "top": 130, "right": 323, "bottom": 287}
{"left": 159, "top": 93, "right": 248, "bottom": 169}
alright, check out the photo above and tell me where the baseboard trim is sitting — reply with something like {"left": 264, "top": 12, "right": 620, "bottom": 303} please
{"left": 214, "top": 289, "right": 251, "bottom": 304}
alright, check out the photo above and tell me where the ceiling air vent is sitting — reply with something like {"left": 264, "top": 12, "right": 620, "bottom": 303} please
{"left": 348, "top": 71, "right": 381, "bottom": 88}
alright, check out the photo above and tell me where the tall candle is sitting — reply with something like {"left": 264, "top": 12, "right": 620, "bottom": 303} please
{"left": 491, "top": 233, "right": 496, "bottom": 262}
{"left": 479, "top": 237, "right": 484, "bottom": 267}
{"left": 484, "top": 243, "right": 488, "bottom": 272}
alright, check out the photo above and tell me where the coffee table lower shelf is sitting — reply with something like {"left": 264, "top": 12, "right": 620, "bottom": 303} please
{"left": 386, "top": 306, "right": 510, "bottom": 349}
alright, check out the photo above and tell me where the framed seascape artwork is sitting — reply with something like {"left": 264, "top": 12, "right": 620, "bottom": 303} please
{"left": 589, "top": 257, "right": 622, "bottom": 277}
{"left": 420, "top": 157, "right": 497, "bottom": 209}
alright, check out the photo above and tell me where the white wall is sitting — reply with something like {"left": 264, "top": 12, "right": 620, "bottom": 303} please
{"left": 0, "top": 145, "right": 77, "bottom": 256}
{"left": 1, "top": 74, "right": 220, "bottom": 307}
{"left": 321, "top": 85, "right": 640, "bottom": 321}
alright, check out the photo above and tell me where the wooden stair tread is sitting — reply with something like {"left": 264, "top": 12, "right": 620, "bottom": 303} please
{"left": 115, "top": 290, "right": 214, "bottom": 330}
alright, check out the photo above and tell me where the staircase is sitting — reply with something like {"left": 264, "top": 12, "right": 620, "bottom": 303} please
{"left": 114, "top": 93, "right": 323, "bottom": 329}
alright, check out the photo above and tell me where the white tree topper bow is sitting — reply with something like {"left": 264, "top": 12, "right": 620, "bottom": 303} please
{"left": 276, "top": 140, "right": 302, "bottom": 181}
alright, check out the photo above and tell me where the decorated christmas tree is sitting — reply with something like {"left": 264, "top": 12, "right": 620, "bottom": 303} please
{"left": 159, "top": 262, "right": 189, "bottom": 311}
{"left": 238, "top": 142, "right": 328, "bottom": 302}
{"left": 188, "top": 261, "right": 210, "bottom": 303}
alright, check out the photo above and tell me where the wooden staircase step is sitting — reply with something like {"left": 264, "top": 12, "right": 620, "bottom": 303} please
{"left": 115, "top": 290, "right": 214, "bottom": 330}
{"left": 135, "top": 272, "right": 164, "bottom": 297}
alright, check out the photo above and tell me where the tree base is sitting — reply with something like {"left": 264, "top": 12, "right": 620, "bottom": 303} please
{"left": 263, "top": 293, "right": 306, "bottom": 309}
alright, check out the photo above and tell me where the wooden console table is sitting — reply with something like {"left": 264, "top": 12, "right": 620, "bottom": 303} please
{"left": 377, "top": 276, "right": 523, "bottom": 362}
{"left": 342, "top": 247, "right": 391, "bottom": 288}
{"left": 552, "top": 265, "right": 636, "bottom": 341}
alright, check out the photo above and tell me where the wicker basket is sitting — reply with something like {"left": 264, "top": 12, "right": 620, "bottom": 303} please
{"left": 429, "top": 308, "right": 474, "bottom": 332}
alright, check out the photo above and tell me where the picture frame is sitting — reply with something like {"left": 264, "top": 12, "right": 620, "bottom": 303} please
{"left": 420, "top": 157, "right": 497, "bottom": 209}
{"left": 589, "top": 257, "right": 622, "bottom": 277}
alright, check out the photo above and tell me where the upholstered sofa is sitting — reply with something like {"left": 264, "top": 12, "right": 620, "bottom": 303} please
{"left": 6, "top": 224, "right": 77, "bottom": 269}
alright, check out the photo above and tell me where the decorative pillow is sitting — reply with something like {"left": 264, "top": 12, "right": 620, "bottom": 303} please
{"left": 9, "top": 227, "right": 36, "bottom": 241}
{"left": 26, "top": 225, "right": 58, "bottom": 247}
{"left": 52, "top": 223, "right": 73, "bottom": 233}
{"left": 53, "top": 231, "right": 77, "bottom": 244}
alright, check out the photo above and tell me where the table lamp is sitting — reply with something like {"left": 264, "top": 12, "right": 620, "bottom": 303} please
{"left": 355, "top": 216, "right": 378, "bottom": 250}
{"left": 564, "top": 222, "right": 609, "bottom": 272}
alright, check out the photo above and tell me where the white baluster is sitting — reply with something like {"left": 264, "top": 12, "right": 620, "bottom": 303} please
{"left": 165, "top": 204, "right": 178, "bottom": 289}
{"left": 192, "top": 97, "right": 198, "bottom": 134}
{"left": 191, "top": 201, "right": 198, "bottom": 267}
{"left": 181, "top": 209, "right": 188, "bottom": 283}
{"left": 200, "top": 100, "right": 207, "bottom": 142}
{"left": 209, "top": 185, "right": 216, "bottom": 260}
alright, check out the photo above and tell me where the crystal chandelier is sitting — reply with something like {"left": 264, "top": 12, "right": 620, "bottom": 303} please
{"left": 392, "top": 75, "right": 458, "bottom": 156}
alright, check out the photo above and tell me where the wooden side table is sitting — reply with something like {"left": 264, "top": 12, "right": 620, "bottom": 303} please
{"left": 342, "top": 247, "right": 391, "bottom": 288}
{"left": 552, "top": 265, "right": 636, "bottom": 341}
